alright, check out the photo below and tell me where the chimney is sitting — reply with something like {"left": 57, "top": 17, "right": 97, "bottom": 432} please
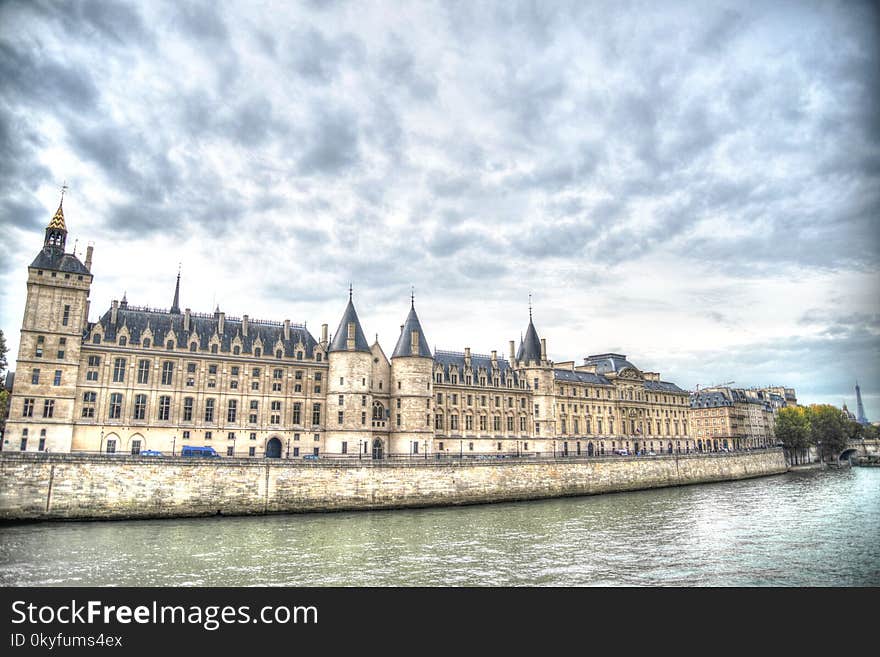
{"left": 491, "top": 350, "right": 497, "bottom": 363}
{"left": 111, "top": 299, "right": 118, "bottom": 325}
{"left": 218, "top": 312, "right": 225, "bottom": 335}
{"left": 84, "top": 244, "right": 94, "bottom": 272}
{"left": 400, "top": 325, "right": 404, "bottom": 333}
{"left": 242, "top": 315, "right": 249, "bottom": 337}
{"left": 184, "top": 308, "right": 191, "bottom": 332}
{"left": 464, "top": 347, "right": 471, "bottom": 366}
{"left": 540, "top": 338, "right": 547, "bottom": 362}
{"left": 283, "top": 319, "right": 290, "bottom": 341}
{"left": 321, "top": 323, "right": 328, "bottom": 344}
{"left": 347, "top": 322, "right": 355, "bottom": 350}
{"left": 509, "top": 340, "right": 515, "bottom": 363}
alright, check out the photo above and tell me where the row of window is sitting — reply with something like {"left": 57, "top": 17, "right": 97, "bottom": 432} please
{"left": 435, "top": 414, "right": 528, "bottom": 433}
{"left": 436, "top": 393, "right": 528, "bottom": 409}
{"left": 434, "top": 372, "right": 523, "bottom": 389}
{"left": 79, "top": 393, "right": 323, "bottom": 425}
{"left": 86, "top": 357, "right": 324, "bottom": 390}
{"left": 91, "top": 333, "right": 323, "bottom": 362}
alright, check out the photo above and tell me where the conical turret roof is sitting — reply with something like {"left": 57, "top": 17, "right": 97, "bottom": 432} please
{"left": 392, "top": 304, "right": 432, "bottom": 358}
{"left": 516, "top": 319, "right": 542, "bottom": 363}
{"left": 329, "top": 296, "right": 371, "bottom": 353}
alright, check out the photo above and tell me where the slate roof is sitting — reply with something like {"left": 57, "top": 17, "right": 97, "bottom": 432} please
{"left": 328, "top": 299, "right": 370, "bottom": 353}
{"left": 644, "top": 380, "right": 687, "bottom": 393}
{"left": 690, "top": 391, "right": 733, "bottom": 408}
{"left": 553, "top": 369, "right": 611, "bottom": 385}
{"left": 584, "top": 353, "right": 639, "bottom": 375}
{"left": 30, "top": 249, "right": 90, "bottom": 275}
{"left": 391, "top": 306, "right": 432, "bottom": 358}
{"left": 433, "top": 350, "right": 520, "bottom": 386}
{"left": 515, "top": 320, "right": 542, "bottom": 363}
{"left": 89, "top": 307, "right": 320, "bottom": 357}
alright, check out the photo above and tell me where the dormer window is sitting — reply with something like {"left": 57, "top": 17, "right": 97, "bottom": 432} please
{"left": 211, "top": 344, "right": 218, "bottom": 354}
{"left": 255, "top": 348, "right": 262, "bottom": 357}
{"left": 119, "top": 336, "right": 127, "bottom": 346}
{"left": 93, "top": 334, "right": 101, "bottom": 344}
{"left": 233, "top": 346, "right": 240, "bottom": 355}
{"left": 276, "top": 349, "right": 283, "bottom": 359}
{"left": 143, "top": 338, "right": 150, "bottom": 348}
{"left": 190, "top": 342, "right": 197, "bottom": 352}
{"left": 166, "top": 341, "right": 174, "bottom": 350}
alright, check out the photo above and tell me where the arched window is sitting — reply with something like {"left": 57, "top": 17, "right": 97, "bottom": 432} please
{"left": 190, "top": 342, "right": 197, "bottom": 352}
{"left": 276, "top": 349, "right": 283, "bottom": 359}
{"left": 316, "top": 352, "right": 322, "bottom": 362}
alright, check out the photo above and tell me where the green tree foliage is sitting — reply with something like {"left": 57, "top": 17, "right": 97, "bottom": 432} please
{"left": 807, "top": 404, "right": 848, "bottom": 459}
{"left": 775, "top": 406, "right": 811, "bottom": 449}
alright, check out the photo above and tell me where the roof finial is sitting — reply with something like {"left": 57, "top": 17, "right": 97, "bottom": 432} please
{"left": 60, "top": 180, "right": 68, "bottom": 205}
{"left": 411, "top": 285, "right": 415, "bottom": 308}
{"left": 349, "top": 283, "right": 353, "bottom": 301}
{"left": 528, "top": 292, "right": 533, "bottom": 322}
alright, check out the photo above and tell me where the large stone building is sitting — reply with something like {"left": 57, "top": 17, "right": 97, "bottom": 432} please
{"left": 5, "top": 202, "right": 696, "bottom": 458}
{"left": 689, "top": 386, "right": 778, "bottom": 450}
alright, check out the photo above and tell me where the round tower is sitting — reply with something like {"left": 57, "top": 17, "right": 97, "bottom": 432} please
{"left": 389, "top": 297, "right": 434, "bottom": 457}
{"left": 326, "top": 289, "right": 374, "bottom": 457}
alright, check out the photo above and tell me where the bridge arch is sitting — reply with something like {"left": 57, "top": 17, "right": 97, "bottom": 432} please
{"left": 838, "top": 448, "right": 859, "bottom": 465}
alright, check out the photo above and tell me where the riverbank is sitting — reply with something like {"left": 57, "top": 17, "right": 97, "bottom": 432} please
{"left": 0, "top": 449, "right": 787, "bottom": 522}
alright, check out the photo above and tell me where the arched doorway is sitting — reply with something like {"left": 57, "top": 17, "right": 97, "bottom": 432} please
{"left": 372, "top": 439, "right": 384, "bottom": 460}
{"left": 266, "top": 437, "right": 282, "bottom": 458}
{"left": 587, "top": 442, "right": 594, "bottom": 456}
{"left": 667, "top": 442, "right": 673, "bottom": 454}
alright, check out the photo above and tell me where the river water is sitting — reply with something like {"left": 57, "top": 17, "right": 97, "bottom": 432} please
{"left": 1, "top": 467, "right": 877, "bottom": 587}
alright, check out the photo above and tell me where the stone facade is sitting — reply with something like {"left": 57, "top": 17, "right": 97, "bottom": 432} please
{"left": 5, "top": 202, "right": 696, "bottom": 458}
{"left": 689, "top": 386, "right": 778, "bottom": 450}
{"left": 0, "top": 450, "right": 788, "bottom": 521}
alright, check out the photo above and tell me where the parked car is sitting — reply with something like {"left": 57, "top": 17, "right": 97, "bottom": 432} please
{"left": 646, "top": 451, "right": 656, "bottom": 456}
{"left": 140, "top": 450, "right": 163, "bottom": 457}
{"left": 615, "top": 449, "right": 629, "bottom": 456}
{"left": 303, "top": 454, "right": 319, "bottom": 460}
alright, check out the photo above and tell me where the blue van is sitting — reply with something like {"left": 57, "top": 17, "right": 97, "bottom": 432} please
{"left": 180, "top": 446, "right": 220, "bottom": 458}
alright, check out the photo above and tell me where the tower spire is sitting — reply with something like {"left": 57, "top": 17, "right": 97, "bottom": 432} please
{"left": 349, "top": 283, "right": 353, "bottom": 301}
{"left": 170, "top": 265, "right": 181, "bottom": 314}
{"left": 411, "top": 285, "right": 415, "bottom": 308}
{"left": 44, "top": 184, "right": 68, "bottom": 252}
{"left": 529, "top": 292, "right": 532, "bottom": 322}
{"left": 856, "top": 381, "right": 869, "bottom": 425}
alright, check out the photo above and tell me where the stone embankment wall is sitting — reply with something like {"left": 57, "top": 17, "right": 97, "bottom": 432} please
{"left": 0, "top": 450, "right": 788, "bottom": 521}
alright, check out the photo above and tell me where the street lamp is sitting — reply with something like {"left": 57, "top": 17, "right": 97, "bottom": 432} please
{"left": 99, "top": 429, "right": 104, "bottom": 454}
{"left": 817, "top": 440, "right": 822, "bottom": 465}
{"left": 459, "top": 440, "right": 463, "bottom": 459}
{"left": 359, "top": 440, "right": 363, "bottom": 461}
{"left": 286, "top": 438, "right": 290, "bottom": 459}
{"left": 172, "top": 435, "right": 176, "bottom": 456}
{"left": 423, "top": 440, "right": 427, "bottom": 461}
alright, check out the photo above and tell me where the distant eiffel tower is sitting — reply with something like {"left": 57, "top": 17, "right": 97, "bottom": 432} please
{"left": 855, "top": 382, "right": 869, "bottom": 425}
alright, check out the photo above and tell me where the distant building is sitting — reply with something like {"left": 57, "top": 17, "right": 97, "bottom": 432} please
{"left": 690, "top": 386, "right": 777, "bottom": 450}
{"left": 855, "top": 383, "right": 869, "bottom": 425}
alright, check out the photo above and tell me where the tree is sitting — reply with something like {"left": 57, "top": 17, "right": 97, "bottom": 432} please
{"left": 775, "top": 406, "right": 811, "bottom": 464}
{"left": 807, "top": 404, "right": 848, "bottom": 461}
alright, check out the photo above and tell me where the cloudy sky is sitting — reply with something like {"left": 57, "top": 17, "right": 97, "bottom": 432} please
{"left": 1, "top": 0, "right": 878, "bottom": 417}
